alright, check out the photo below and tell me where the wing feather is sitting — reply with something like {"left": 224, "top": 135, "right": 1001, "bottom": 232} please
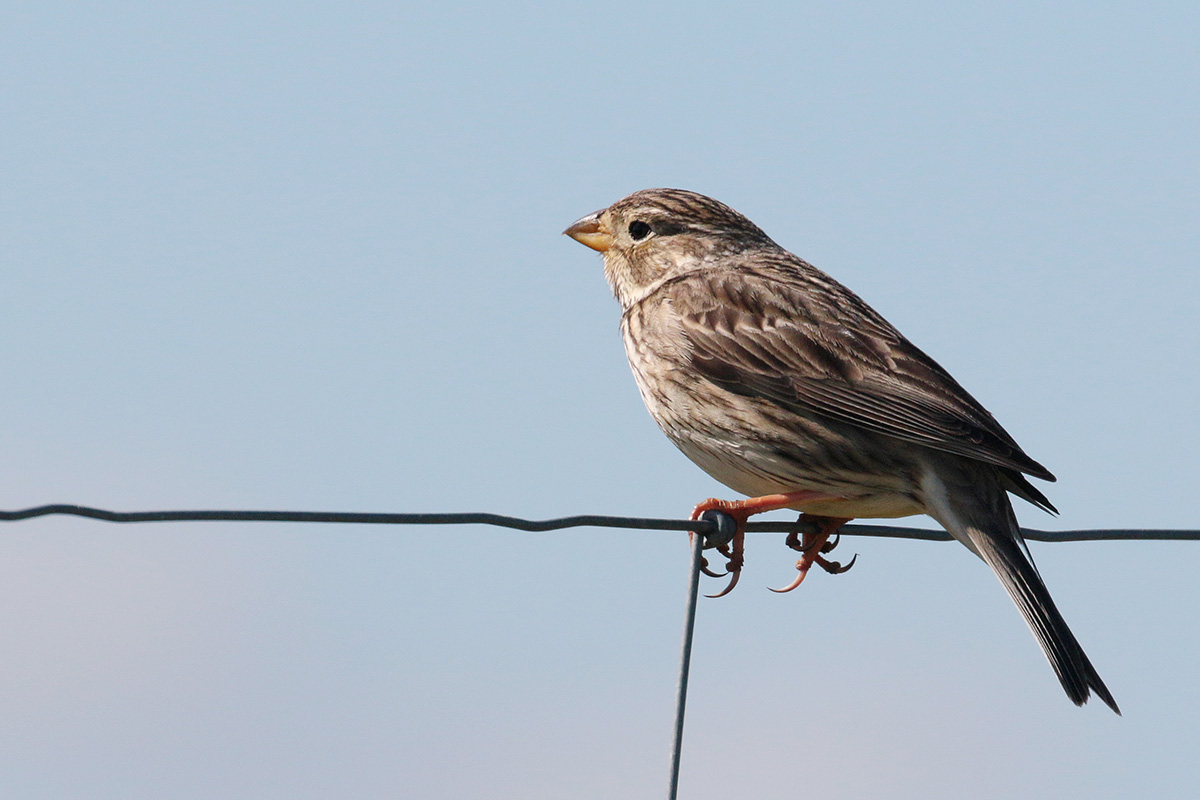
{"left": 662, "top": 259, "right": 1056, "bottom": 483}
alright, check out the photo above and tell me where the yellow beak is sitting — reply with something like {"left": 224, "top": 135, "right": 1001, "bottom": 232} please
{"left": 563, "top": 212, "right": 613, "bottom": 252}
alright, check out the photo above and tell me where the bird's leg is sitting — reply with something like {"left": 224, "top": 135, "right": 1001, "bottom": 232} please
{"left": 689, "top": 491, "right": 841, "bottom": 598}
{"left": 771, "top": 514, "right": 855, "bottom": 594}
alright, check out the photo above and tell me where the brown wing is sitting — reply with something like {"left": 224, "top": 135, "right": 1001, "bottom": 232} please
{"left": 664, "top": 256, "right": 1056, "bottom": 487}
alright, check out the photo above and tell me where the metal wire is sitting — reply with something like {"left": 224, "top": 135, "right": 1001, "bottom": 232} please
{"left": 2, "top": 504, "right": 1197, "bottom": 541}
{"left": 669, "top": 528, "right": 705, "bottom": 800}
{"left": 5, "top": 502, "right": 1197, "bottom": 800}
{"left": 666, "top": 510, "right": 737, "bottom": 800}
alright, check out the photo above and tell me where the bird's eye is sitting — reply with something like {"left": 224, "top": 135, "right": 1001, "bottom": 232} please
{"left": 628, "top": 220, "right": 652, "bottom": 241}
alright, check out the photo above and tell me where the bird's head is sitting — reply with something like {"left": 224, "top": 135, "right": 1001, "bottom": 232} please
{"left": 564, "top": 188, "right": 776, "bottom": 309}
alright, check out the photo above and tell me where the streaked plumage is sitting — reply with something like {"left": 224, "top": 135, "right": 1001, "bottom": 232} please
{"left": 565, "top": 188, "right": 1117, "bottom": 712}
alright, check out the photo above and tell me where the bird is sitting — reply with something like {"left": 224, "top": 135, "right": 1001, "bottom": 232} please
{"left": 564, "top": 187, "right": 1118, "bottom": 713}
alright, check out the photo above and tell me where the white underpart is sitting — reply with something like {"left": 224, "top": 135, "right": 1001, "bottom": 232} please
{"left": 917, "top": 462, "right": 984, "bottom": 559}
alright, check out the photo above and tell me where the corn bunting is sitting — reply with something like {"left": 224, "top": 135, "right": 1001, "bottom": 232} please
{"left": 565, "top": 188, "right": 1117, "bottom": 712}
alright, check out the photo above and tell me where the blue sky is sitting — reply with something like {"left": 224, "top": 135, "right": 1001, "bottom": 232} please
{"left": 2, "top": 2, "right": 1198, "bottom": 798}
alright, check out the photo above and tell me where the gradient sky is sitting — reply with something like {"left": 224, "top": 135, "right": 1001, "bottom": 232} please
{"left": 2, "top": 2, "right": 1198, "bottom": 798}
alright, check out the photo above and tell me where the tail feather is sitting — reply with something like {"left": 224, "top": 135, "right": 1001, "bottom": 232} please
{"left": 971, "top": 528, "right": 1120, "bottom": 714}
{"left": 922, "top": 463, "right": 1119, "bottom": 714}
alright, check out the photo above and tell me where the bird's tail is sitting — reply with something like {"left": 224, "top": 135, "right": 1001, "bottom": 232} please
{"left": 923, "top": 466, "right": 1120, "bottom": 714}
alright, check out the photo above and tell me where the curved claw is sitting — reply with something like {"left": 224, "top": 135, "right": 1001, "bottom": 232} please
{"left": 821, "top": 533, "right": 841, "bottom": 554}
{"left": 700, "top": 558, "right": 728, "bottom": 578}
{"left": 768, "top": 568, "right": 809, "bottom": 594}
{"left": 705, "top": 569, "right": 741, "bottom": 598}
{"left": 820, "top": 553, "right": 858, "bottom": 575}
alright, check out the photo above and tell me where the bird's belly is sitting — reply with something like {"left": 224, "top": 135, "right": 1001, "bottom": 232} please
{"left": 671, "top": 431, "right": 924, "bottom": 520}
{"left": 790, "top": 495, "right": 923, "bottom": 519}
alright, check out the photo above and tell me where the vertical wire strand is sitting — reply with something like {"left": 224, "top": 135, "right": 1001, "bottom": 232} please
{"left": 668, "top": 531, "right": 705, "bottom": 800}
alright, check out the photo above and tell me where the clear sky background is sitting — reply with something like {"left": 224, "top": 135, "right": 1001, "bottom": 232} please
{"left": 2, "top": 2, "right": 1198, "bottom": 798}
